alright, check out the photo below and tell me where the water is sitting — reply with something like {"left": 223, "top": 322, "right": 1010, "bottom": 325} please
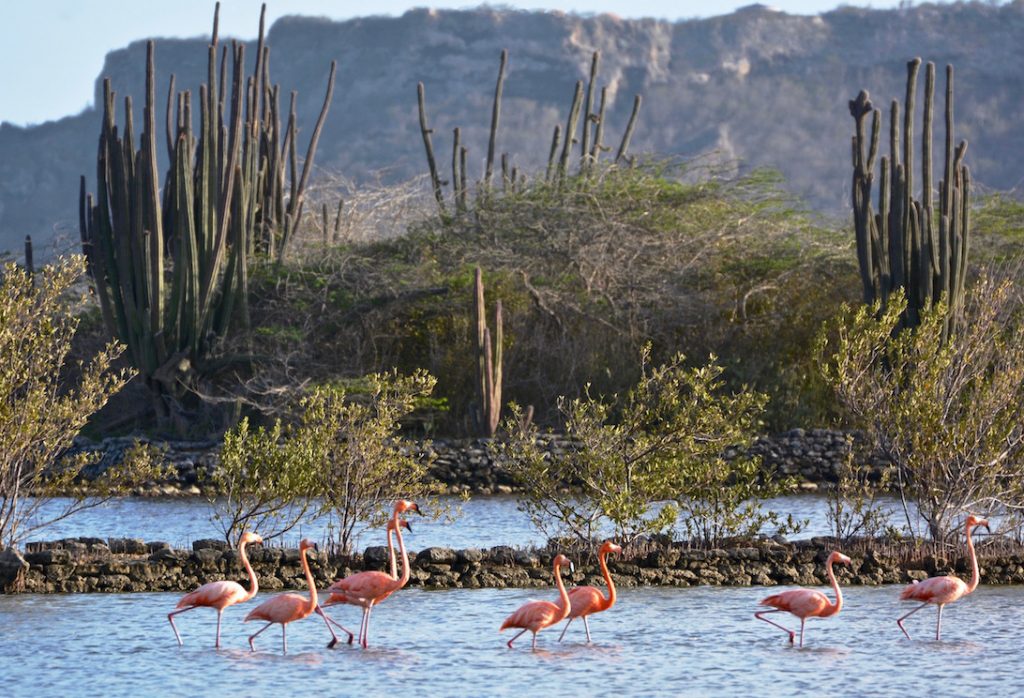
{"left": 1, "top": 585, "right": 1021, "bottom": 696}
{"left": 24, "top": 494, "right": 917, "bottom": 550}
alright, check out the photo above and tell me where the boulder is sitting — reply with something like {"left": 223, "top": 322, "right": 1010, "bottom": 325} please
{"left": 192, "top": 539, "right": 230, "bottom": 552}
{"left": 0, "top": 547, "right": 29, "bottom": 592}
{"left": 456, "top": 548, "right": 484, "bottom": 564}
{"left": 25, "top": 549, "right": 72, "bottom": 565}
{"left": 416, "top": 547, "right": 457, "bottom": 565}
{"left": 108, "top": 538, "right": 148, "bottom": 555}
{"left": 363, "top": 545, "right": 390, "bottom": 569}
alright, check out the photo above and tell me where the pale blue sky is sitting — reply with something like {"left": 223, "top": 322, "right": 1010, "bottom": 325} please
{"left": 0, "top": 0, "right": 965, "bottom": 126}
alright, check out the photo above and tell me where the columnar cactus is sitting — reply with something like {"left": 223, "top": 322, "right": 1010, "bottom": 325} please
{"left": 417, "top": 49, "right": 642, "bottom": 211}
{"left": 473, "top": 266, "right": 503, "bottom": 437}
{"left": 849, "top": 59, "right": 970, "bottom": 335}
{"left": 79, "top": 3, "right": 335, "bottom": 427}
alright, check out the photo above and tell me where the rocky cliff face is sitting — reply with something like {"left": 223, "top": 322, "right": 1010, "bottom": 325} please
{"left": 2, "top": 2, "right": 1023, "bottom": 255}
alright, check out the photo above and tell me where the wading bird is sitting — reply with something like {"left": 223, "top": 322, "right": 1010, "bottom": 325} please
{"left": 244, "top": 538, "right": 340, "bottom": 653}
{"left": 558, "top": 541, "right": 622, "bottom": 643}
{"left": 897, "top": 514, "right": 989, "bottom": 641}
{"left": 501, "top": 553, "right": 573, "bottom": 650}
{"left": 320, "top": 499, "right": 419, "bottom": 648}
{"left": 755, "top": 550, "right": 851, "bottom": 648}
{"left": 167, "top": 531, "right": 262, "bottom": 648}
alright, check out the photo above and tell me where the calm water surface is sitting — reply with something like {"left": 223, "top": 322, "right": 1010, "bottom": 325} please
{"left": 1, "top": 586, "right": 1021, "bottom": 696}
{"left": 26, "top": 494, "right": 917, "bottom": 550}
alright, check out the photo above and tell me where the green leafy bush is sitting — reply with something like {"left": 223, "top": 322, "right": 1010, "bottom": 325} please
{"left": 497, "top": 346, "right": 795, "bottom": 550}
{"left": 0, "top": 257, "right": 149, "bottom": 547}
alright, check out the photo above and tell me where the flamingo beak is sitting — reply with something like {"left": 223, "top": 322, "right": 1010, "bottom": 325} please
{"left": 411, "top": 503, "right": 422, "bottom": 515}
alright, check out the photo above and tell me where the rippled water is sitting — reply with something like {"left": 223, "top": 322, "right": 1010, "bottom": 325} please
{"left": 1, "top": 585, "right": 1020, "bottom": 696}
{"left": 25, "top": 494, "right": 917, "bottom": 550}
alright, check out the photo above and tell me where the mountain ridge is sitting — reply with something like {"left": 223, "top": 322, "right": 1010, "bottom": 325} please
{"left": 2, "top": 2, "right": 1023, "bottom": 255}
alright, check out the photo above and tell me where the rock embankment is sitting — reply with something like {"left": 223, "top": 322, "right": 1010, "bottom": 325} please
{"left": 7, "top": 537, "right": 1022, "bottom": 595}
{"left": 68, "top": 429, "right": 891, "bottom": 496}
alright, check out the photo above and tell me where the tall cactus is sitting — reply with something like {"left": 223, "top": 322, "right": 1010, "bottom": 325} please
{"left": 473, "top": 266, "right": 503, "bottom": 437}
{"left": 850, "top": 58, "right": 970, "bottom": 335}
{"left": 79, "top": 3, "right": 335, "bottom": 428}
{"left": 418, "top": 50, "right": 642, "bottom": 213}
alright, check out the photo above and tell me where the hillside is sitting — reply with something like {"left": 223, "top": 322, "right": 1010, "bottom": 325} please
{"left": 1, "top": 2, "right": 1023, "bottom": 255}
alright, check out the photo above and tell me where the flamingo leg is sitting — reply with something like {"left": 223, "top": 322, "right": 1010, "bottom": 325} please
{"left": 531, "top": 631, "right": 538, "bottom": 651}
{"left": 358, "top": 607, "right": 368, "bottom": 647}
{"left": 799, "top": 618, "right": 806, "bottom": 648}
{"left": 281, "top": 624, "right": 288, "bottom": 654}
{"left": 248, "top": 621, "right": 274, "bottom": 651}
{"left": 317, "top": 606, "right": 355, "bottom": 647}
{"left": 557, "top": 618, "right": 574, "bottom": 642}
{"left": 583, "top": 616, "right": 592, "bottom": 643}
{"left": 896, "top": 601, "right": 930, "bottom": 640}
{"left": 507, "top": 628, "right": 528, "bottom": 648}
{"left": 167, "top": 606, "right": 197, "bottom": 646}
{"left": 755, "top": 610, "right": 796, "bottom": 645}
{"left": 362, "top": 603, "right": 376, "bottom": 648}
{"left": 936, "top": 604, "right": 944, "bottom": 641}
{"left": 215, "top": 609, "right": 223, "bottom": 649}
{"left": 314, "top": 606, "right": 342, "bottom": 648}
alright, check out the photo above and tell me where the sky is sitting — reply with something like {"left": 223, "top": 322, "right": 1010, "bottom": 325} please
{"left": 0, "top": 0, "right": 964, "bottom": 126}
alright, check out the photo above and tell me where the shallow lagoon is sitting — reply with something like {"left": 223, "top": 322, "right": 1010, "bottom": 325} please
{"left": 25, "top": 494, "right": 918, "bottom": 550}
{"left": 1, "top": 585, "right": 1021, "bottom": 696}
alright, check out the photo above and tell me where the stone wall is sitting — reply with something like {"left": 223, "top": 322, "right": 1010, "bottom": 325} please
{"left": 10, "top": 536, "right": 1023, "bottom": 595}
{"left": 68, "top": 429, "right": 892, "bottom": 497}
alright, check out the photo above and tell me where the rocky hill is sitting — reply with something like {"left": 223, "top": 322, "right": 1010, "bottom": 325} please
{"left": 2, "top": 2, "right": 1023, "bottom": 256}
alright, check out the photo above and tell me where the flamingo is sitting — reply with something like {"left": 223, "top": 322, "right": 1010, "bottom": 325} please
{"left": 755, "top": 550, "right": 851, "bottom": 648}
{"left": 500, "top": 553, "right": 573, "bottom": 650}
{"left": 320, "top": 499, "right": 419, "bottom": 648}
{"left": 244, "top": 538, "right": 340, "bottom": 653}
{"left": 558, "top": 540, "right": 622, "bottom": 643}
{"left": 318, "top": 516, "right": 410, "bottom": 647}
{"left": 897, "top": 514, "right": 990, "bottom": 641}
{"left": 167, "top": 531, "right": 263, "bottom": 648}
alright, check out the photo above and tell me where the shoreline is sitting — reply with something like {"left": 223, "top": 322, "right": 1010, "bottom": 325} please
{"left": 3, "top": 536, "right": 1022, "bottom": 595}
{"left": 66, "top": 428, "right": 888, "bottom": 497}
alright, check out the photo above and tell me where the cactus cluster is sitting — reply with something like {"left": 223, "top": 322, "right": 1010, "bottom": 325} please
{"left": 849, "top": 58, "right": 970, "bottom": 334}
{"left": 417, "top": 49, "right": 643, "bottom": 215}
{"left": 78, "top": 3, "right": 335, "bottom": 426}
{"left": 473, "top": 266, "right": 502, "bottom": 437}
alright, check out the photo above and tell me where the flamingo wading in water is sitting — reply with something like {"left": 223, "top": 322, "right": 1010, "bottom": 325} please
{"left": 321, "top": 499, "right": 419, "bottom": 648}
{"left": 500, "top": 553, "right": 573, "bottom": 650}
{"left": 167, "top": 531, "right": 262, "bottom": 648}
{"left": 897, "top": 514, "right": 990, "bottom": 641}
{"left": 244, "top": 538, "right": 340, "bottom": 653}
{"left": 755, "top": 550, "right": 851, "bottom": 648}
{"left": 558, "top": 540, "right": 622, "bottom": 643}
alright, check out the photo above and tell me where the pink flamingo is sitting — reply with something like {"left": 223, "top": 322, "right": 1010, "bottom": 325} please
{"left": 321, "top": 499, "right": 419, "bottom": 648}
{"left": 755, "top": 550, "right": 851, "bottom": 647}
{"left": 244, "top": 538, "right": 340, "bottom": 653}
{"left": 897, "top": 514, "right": 990, "bottom": 641}
{"left": 319, "top": 516, "right": 410, "bottom": 647}
{"left": 500, "top": 553, "right": 573, "bottom": 650}
{"left": 167, "top": 531, "right": 263, "bottom": 648}
{"left": 558, "top": 541, "right": 622, "bottom": 643}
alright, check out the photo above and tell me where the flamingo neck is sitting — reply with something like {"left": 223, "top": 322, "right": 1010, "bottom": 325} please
{"left": 822, "top": 558, "right": 843, "bottom": 618}
{"left": 389, "top": 522, "right": 410, "bottom": 592}
{"left": 554, "top": 560, "right": 570, "bottom": 619}
{"left": 386, "top": 527, "right": 399, "bottom": 579}
{"left": 966, "top": 522, "right": 981, "bottom": 594}
{"left": 239, "top": 538, "right": 258, "bottom": 602}
{"left": 300, "top": 546, "right": 317, "bottom": 615}
{"left": 598, "top": 550, "right": 616, "bottom": 611}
